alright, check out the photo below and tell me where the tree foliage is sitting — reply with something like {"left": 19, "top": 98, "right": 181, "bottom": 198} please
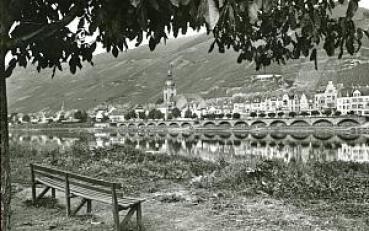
{"left": 73, "top": 110, "right": 88, "bottom": 122}
{"left": 171, "top": 107, "right": 181, "bottom": 118}
{"left": 125, "top": 110, "right": 137, "bottom": 120}
{"left": 22, "top": 114, "right": 30, "bottom": 123}
{"left": 148, "top": 109, "right": 164, "bottom": 120}
{"left": 185, "top": 109, "right": 193, "bottom": 118}
{"left": 0, "top": 0, "right": 367, "bottom": 79}
{"left": 208, "top": 0, "right": 368, "bottom": 70}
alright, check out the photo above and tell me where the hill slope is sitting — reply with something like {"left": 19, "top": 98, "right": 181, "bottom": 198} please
{"left": 7, "top": 6, "right": 369, "bottom": 113}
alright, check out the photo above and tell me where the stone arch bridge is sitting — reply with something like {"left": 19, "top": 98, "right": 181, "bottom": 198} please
{"left": 115, "top": 116, "right": 367, "bottom": 130}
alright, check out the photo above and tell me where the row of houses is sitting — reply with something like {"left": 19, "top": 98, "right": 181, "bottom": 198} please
{"left": 233, "top": 81, "right": 369, "bottom": 116}
{"left": 9, "top": 109, "right": 85, "bottom": 125}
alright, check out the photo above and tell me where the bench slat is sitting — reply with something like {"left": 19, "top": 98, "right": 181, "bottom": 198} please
{"left": 32, "top": 164, "right": 121, "bottom": 189}
{"left": 34, "top": 169, "right": 115, "bottom": 195}
{"left": 34, "top": 169, "right": 65, "bottom": 182}
{"left": 36, "top": 177, "right": 142, "bottom": 209}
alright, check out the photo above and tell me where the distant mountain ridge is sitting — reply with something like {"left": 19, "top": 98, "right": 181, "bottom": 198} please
{"left": 7, "top": 6, "right": 369, "bottom": 113}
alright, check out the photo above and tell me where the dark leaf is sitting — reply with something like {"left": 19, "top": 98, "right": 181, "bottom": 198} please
{"left": 112, "top": 46, "right": 119, "bottom": 57}
{"left": 208, "top": 40, "right": 216, "bottom": 53}
{"left": 149, "top": 37, "right": 156, "bottom": 51}
{"left": 346, "top": 0, "right": 358, "bottom": 19}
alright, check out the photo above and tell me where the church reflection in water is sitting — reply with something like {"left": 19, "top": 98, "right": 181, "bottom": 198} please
{"left": 10, "top": 131, "right": 369, "bottom": 164}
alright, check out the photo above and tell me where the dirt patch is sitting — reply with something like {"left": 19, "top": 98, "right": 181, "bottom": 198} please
{"left": 11, "top": 185, "right": 369, "bottom": 231}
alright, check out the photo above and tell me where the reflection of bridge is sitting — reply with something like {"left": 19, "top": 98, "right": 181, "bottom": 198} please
{"left": 117, "top": 131, "right": 367, "bottom": 144}
{"left": 116, "top": 116, "right": 367, "bottom": 129}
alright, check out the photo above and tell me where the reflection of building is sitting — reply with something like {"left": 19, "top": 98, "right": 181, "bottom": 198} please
{"left": 338, "top": 143, "right": 369, "bottom": 163}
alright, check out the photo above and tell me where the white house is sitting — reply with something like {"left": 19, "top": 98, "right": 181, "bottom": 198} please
{"left": 314, "top": 81, "right": 338, "bottom": 110}
{"left": 337, "top": 87, "right": 369, "bottom": 115}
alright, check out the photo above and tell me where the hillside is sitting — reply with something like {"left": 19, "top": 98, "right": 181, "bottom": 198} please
{"left": 7, "top": 6, "right": 369, "bottom": 113}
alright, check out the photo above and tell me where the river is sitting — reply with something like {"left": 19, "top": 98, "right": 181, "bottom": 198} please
{"left": 9, "top": 129, "right": 369, "bottom": 164}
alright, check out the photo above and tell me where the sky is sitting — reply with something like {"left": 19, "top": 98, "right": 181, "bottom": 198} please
{"left": 360, "top": 0, "right": 369, "bottom": 9}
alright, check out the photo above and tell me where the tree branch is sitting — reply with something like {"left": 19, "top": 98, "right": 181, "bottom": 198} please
{"left": 12, "top": 5, "right": 81, "bottom": 48}
{"left": 4, "top": 61, "right": 15, "bottom": 78}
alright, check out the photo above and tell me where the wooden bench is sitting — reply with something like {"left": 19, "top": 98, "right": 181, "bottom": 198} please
{"left": 30, "top": 164, "right": 145, "bottom": 231}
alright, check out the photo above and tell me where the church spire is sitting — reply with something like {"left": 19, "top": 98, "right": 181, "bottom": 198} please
{"left": 167, "top": 63, "right": 173, "bottom": 77}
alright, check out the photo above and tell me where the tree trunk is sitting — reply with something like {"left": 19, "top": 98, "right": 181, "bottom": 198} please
{"left": 0, "top": 52, "right": 11, "bottom": 230}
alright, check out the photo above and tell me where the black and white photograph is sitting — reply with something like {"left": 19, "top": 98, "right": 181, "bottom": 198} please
{"left": 1, "top": 0, "right": 369, "bottom": 230}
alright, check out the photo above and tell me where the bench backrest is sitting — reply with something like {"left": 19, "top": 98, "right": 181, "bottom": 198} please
{"left": 30, "top": 164, "right": 122, "bottom": 196}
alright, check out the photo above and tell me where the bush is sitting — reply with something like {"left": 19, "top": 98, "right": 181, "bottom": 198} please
{"left": 311, "top": 110, "right": 320, "bottom": 116}
{"left": 300, "top": 111, "right": 309, "bottom": 117}
{"left": 289, "top": 112, "right": 297, "bottom": 118}
{"left": 334, "top": 111, "right": 342, "bottom": 116}
{"left": 233, "top": 113, "right": 241, "bottom": 119}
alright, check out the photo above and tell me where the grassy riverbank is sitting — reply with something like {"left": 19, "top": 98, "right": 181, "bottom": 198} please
{"left": 9, "top": 143, "right": 369, "bottom": 230}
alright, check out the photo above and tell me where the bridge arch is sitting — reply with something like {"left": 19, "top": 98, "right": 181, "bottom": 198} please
{"left": 251, "top": 133, "right": 267, "bottom": 139}
{"left": 290, "top": 120, "right": 310, "bottom": 127}
{"left": 181, "top": 122, "right": 192, "bottom": 128}
{"left": 234, "top": 121, "right": 248, "bottom": 128}
{"left": 270, "top": 132, "right": 287, "bottom": 140}
{"left": 270, "top": 120, "right": 287, "bottom": 127}
{"left": 337, "top": 118, "right": 360, "bottom": 127}
{"left": 204, "top": 133, "right": 215, "bottom": 139}
{"left": 138, "top": 123, "right": 145, "bottom": 129}
{"left": 169, "top": 122, "right": 180, "bottom": 128}
{"left": 234, "top": 133, "right": 248, "bottom": 139}
{"left": 147, "top": 123, "right": 156, "bottom": 128}
{"left": 128, "top": 123, "right": 136, "bottom": 129}
{"left": 219, "top": 133, "right": 232, "bottom": 139}
{"left": 250, "top": 121, "right": 267, "bottom": 128}
{"left": 313, "top": 133, "right": 333, "bottom": 140}
{"left": 312, "top": 119, "right": 334, "bottom": 126}
{"left": 218, "top": 121, "right": 232, "bottom": 129}
{"left": 290, "top": 133, "right": 310, "bottom": 140}
{"left": 158, "top": 122, "right": 167, "bottom": 129}
{"left": 203, "top": 121, "right": 216, "bottom": 129}
{"left": 337, "top": 133, "right": 360, "bottom": 141}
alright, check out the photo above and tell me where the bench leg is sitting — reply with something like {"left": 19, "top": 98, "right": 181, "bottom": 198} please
{"left": 112, "top": 203, "right": 120, "bottom": 231}
{"left": 65, "top": 192, "right": 71, "bottom": 216}
{"left": 86, "top": 199, "right": 92, "bottom": 214}
{"left": 31, "top": 183, "right": 37, "bottom": 204}
{"left": 72, "top": 198, "right": 88, "bottom": 216}
{"left": 51, "top": 188, "right": 56, "bottom": 199}
{"left": 119, "top": 206, "right": 136, "bottom": 231}
{"left": 36, "top": 186, "right": 50, "bottom": 201}
{"left": 136, "top": 203, "right": 144, "bottom": 231}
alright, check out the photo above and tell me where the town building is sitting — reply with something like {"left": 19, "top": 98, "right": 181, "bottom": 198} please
{"left": 163, "top": 64, "right": 177, "bottom": 108}
{"left": 337, "top": 86, "right": 369, "bottom": 115}
{"left": 314, "top": 81, "right": 339, "bottom": 110}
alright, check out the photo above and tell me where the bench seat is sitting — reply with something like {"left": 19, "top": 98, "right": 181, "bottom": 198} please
{"left": 36, "top": 176, "right": 144, "bottom": 209}
{"left": 30, "top": 164, "right": 144, "bottom": 231}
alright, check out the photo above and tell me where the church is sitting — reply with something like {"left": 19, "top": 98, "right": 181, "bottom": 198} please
{"left": 157, "top": 64, "right": 207, "bottom": 119}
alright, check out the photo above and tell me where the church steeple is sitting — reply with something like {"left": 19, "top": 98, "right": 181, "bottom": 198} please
{"left": 167, "top": 63, "right": 173, "bottom": 77}
{"left": 163, "top": 64, "right": 177, "bottom": 107}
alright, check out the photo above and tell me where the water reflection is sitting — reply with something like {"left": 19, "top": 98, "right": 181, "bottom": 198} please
{"left": 9, "top": 131, "right": 369, "bottom": 163}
